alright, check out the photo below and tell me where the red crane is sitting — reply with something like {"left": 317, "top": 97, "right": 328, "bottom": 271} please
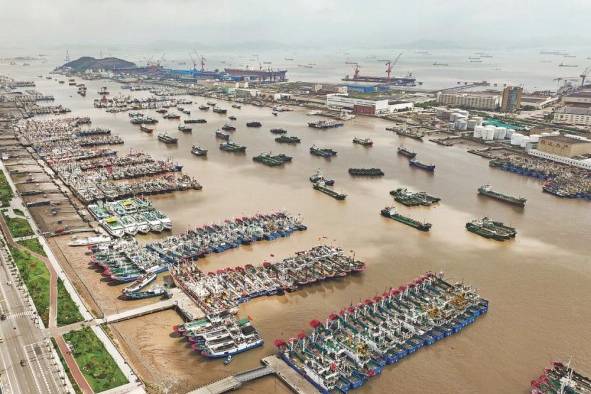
{"left": 386, "top": 53, "right": 402, "bottom": 80}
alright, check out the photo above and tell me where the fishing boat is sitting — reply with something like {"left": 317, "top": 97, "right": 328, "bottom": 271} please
{"left": 68, "top": 234, "right": 111, "bottom": 247}
{"left": 246, "top": 121, "right": 262, "bottom": 128}
{"left": 199, "top": 105, "right": 210, "bottom": 111}
{"left": 123, "top": 273, "right": 157, "bottom": 294}
{"left": 221, "top": 124, "right": 236, "bottom": 131}
{"left": 156, "top": 108, "right": 167, "bottom": 114}
{"left": 178, "top": 124, "right": 192, "bottom": 133}
{"left": 381, "top": 207, "right": 431, "bottom": 231}
{"left": 101, "top": 216, "right": 125, "bottom": 237}
{"left": 228, "top": 116, "right": 237, "bottom": 121}
{"left": 163, "top": 113, "right": 181, "bottom": 120}
{"left": 191, "top": 145, "right": 208, "bottom": 157}
{"left": 390, "top": 188, "right": 440, "bottom": 207}
{"left": 397, "top": 146, "right": 416, "bottom": 158}
{"left": 309, "top": 171, "right": 334, "bottom": 186}
{"left": 215, "top": 130, "right": 230, "bottom": 140}
{"left": 140, "top": 124, "right": 154, "bottom": 133}
{"left": 185, "top": 119, "right": 207, "bottom": 124}
{"left": 206, "top": 101, "right": 217, "bottom": 106}
{"left": 466, "top": 217, "right": 516, "bottom": 241}
{"left": 270, "top": 128, "right": 287, "bottom": 135}
{"left": 308, "top": 120, "right": 344, "bottom": 129}
{"left": 220, "top": 142, "right": 247, "bottom": 153}
{"left": 213, "top": 107, "right": 227, "bottom": 114}
{"left": 158, "top": 133, "right": 178, "bottom": 144}
{"left": 122, "top": 287, "right": 167, "bottom": 300}
{"left": 353, "top": 137, "right": 373, "bottom": 146}
{"left": 232, "top": 104, "right": 241, "bottom": 109}
{"left": 310, "top": 145, "right": 337, "bottom": 158}
{"left": 409, "top": 158, "right": 435, "bottom": 172}
{"left": 275, "top": 135, "right": 300, "bottom": 144}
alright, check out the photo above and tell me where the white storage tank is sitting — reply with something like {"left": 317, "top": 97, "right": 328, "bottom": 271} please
{"left": 529, "top": 134, "right": 540, "bottom": 143}
{"left": 520, "top": 136, "right": 531, "bottom": 147}
{"left": 506, "top": 128, "right": 515, "bottom": 138}
{"left": 472, "top": 116, "right": 483, "bottom": 126}
{"left": 483, "top": 127, "right": 495, "bottom": 140}
{"left": 467, "top": 119, "right": 477, "bottom": 130}
{"left": 511, "top": 133, "right": 523, "bottom": 145}
{"left": 473, "top": 125, "right": 484, "bottom": 138}
{"left": 495, "top": 127, "right": 507, "bottom": 140}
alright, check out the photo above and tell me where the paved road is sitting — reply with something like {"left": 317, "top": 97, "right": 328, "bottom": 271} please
{"left": 0, "top": 244, "right": 69, "bottom": 393}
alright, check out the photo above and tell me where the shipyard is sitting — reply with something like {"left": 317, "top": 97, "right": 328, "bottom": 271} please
{"left": 0, "top": 3, "right": 590, "bottom": 394}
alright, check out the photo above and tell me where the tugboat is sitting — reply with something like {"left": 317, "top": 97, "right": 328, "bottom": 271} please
{"left": 310, "top": 145, "right": 337, "bottom": 158}
{"left": 275, "top": 135, "right": 301, "bottom": 144}
{"left": 409, "top": 158, "right": 435, "bottom": 172}
{"left": 221, "top": 124, "right": 236, "bottom": 131}
{"left": 478, "top": 185, "right": 526, "bottom": 207}
{"left": 353, "top": 137, "right": 373, "bottom": 146}
{"left": 466, "top": 217, "right": 516, "bottom": 241}
{"left": 313, "top": 183, "right": 346, "bottom": 200}
{"left": 140, "top": 124, "right": 154, "bottom": 133}
{"left": 348, "top": 168, "right": 384, "bottom": 177}
{"left": 246, "top": 121, "right": 262, "bottom": 128}
{"left": 158, "top": 133, "right": 178, "bottom": 144}
{"left": 381, "top": 207, "right": 431, "bottom": 231}
{"left": 191, "top": 145, "right": 208, "bottom": 157}
{"left": 309, "top": 171, "right": 335, "bottom": 186}
{"left": 199, "top": 105, "right": 210, "bottom": 111}
{"left": 185, "top": 119, "right": 207, "bottom": 124}
{"left": 270, "top": 128, "right": 287, "bottom": 135}
{"left": 220, "top": 141, "right": 247, "bottom": 153}
{"left": 397, "top": 146, "right": 416, "bottom": 158}
{"left": 156, "top": 108, "right": 167, "bottom": 114}
{"left": 228, "top": 116, "right": 237, "bottom": 121}
{"left": 213, "top": 107, "right": 227, "bottom": 114}
{"left": 178, "top": 124, "right": 192, "bottom": 133}
{"left": 215, "top": 130, "right": 230, "bottom": 140}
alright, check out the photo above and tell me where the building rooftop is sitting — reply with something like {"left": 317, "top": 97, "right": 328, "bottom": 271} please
{"left": 565, "top": 91, "right": 591, "bottom": 98}
{"left": 556, "top": 106, "right": 591, "bottom": 115}
{"left": 540, "top": 135, "right": 591, "bottom": 144}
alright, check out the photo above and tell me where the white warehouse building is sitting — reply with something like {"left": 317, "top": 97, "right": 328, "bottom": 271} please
{"left": 436, "top": 92, "right": 500, "bottom": 111}
{"left": 326, "top": 94, "right": 413, "bottom": 115}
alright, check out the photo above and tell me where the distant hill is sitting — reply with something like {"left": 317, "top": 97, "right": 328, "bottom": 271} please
{"left": 56, "top": 56, "right": 136, "bottom": 72}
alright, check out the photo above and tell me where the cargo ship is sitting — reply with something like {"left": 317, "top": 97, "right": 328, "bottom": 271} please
{"left": 397, "top": 146, "right": 416, "bottom": 158}
{"left": 348, "top": 168, "right": 384, "bottom": 177}
{"left": 531, "top": 361, "right": 591, "bottom": 394}
{"left": 157, "top": 133, "right": 178, "bottom": 144}
{"left": 342, "top": 63, "right": 417, "bottom": 86}
{"left": 466, "top": 217, "right": 516, "bottom": 241}
{"left": 390, "top": 188, "right": 440, "bottom": 206}
{"left": 478, "top": 185, "right": 526, "bottom": 207}
{"left": 409, "top": 158, "right": 435, "bottom": 172}
{"left": 353, "top": 137, "right": 373, "bottom": 146}
{"left": 381, "top": 207, "right": 431, "bottom": 231}
{"left": 313, "top": 183, "right": 346, "bottom": 200}
{"left": 308, "top": 120, "right": 344, "bottom": 129}
{"left": 276, "top": 272, "right": 488, "bottom": 393}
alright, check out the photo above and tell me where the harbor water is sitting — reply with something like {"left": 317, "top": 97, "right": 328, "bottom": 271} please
{"left": 4, "top": 65, "right": 591, "bottom": 393}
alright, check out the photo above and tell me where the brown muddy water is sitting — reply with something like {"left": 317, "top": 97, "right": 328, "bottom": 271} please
{"left": 19, "top": 75, "right": 591, "bottom": 393}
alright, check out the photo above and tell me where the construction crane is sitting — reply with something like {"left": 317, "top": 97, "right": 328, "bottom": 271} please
{"left": 580, "top": 66, "right": 591, "bottom": 87}
{"left": 385, "top": 53, "right": 402, "bottom": 80}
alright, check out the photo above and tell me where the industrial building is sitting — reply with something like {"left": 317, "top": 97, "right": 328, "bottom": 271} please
{"left": 520, "top": 94, "right": 559, "bottom": 109}
{"left": 537, "top": 134, "right": 591, "bottom": 158}
{"left": 553, "top": 107, "right": 591, "bottom": 126}
{"left": 436, "top": 92, "right": 500, "bottom": 110}
{"left": 562, "top": 90, "right": 591, "bottom": 108}
{"left": 501, "top": 86, "right": 523, "bottom": 112}
{"left": 326, "top": 94, "right": 413, "bottom": 115}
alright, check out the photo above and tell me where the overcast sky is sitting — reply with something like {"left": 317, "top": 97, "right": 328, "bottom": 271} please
{"left": 1, "top": 0, "right": 590, "bottom": 49}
